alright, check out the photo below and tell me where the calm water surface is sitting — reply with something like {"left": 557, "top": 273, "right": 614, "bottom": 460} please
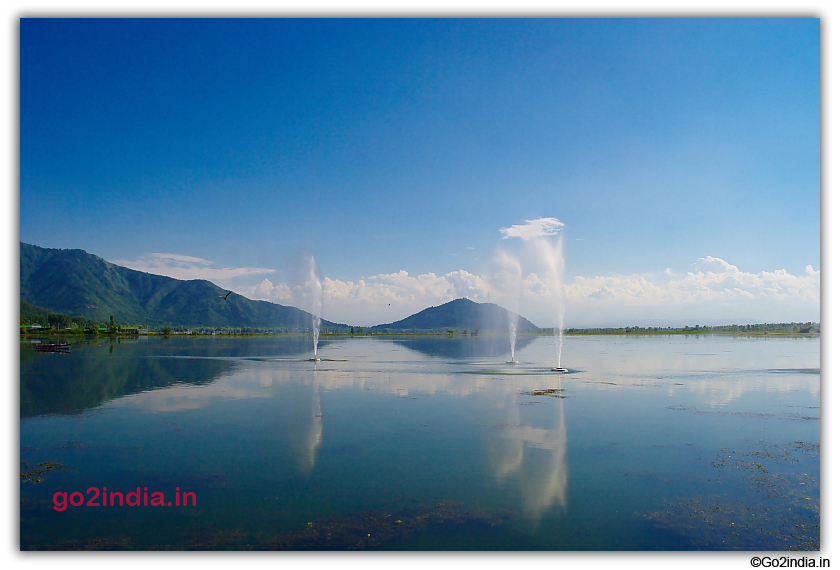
{"left": 20, "top": 334, "right": 820, "bottom": 550}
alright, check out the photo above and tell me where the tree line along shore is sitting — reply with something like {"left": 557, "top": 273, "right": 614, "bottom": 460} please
{"left": 20, "top": 301, "right": 819, "bottom": 338}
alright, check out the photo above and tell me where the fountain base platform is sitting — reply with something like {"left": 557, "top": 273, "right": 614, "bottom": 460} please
{"left": 507, "top": 360, "right": 519, "bottom": 365}
{"left": 551, "top": 367, "right": 569, "bottom": 373}
{"left": 308, "top": 358, "right": 321, "bottom": 362}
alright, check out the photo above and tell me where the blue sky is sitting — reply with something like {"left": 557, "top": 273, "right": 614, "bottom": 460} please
{"left": 19, "top": 18, "right": 820, "bottom": 327}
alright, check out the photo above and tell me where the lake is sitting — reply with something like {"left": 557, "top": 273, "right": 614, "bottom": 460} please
{"left": 20, "top": 333, "right": 820, "bottom": 550}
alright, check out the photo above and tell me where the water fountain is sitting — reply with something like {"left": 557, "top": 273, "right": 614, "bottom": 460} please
{"left": 304, "top": 254, "right": 324, "bottom": 362}
{"left": 491, "top": 250, "right": 523, "bottom": 365}
{"left": 533, "top": 235, "right": 567, "bottom": 372}
{"left": 507, "top": 311, "right": 519, "bottom": 365}
{"left": 498, "top": 217, "right": 567, "bottom": 371}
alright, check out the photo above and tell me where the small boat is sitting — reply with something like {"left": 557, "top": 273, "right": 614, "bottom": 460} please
{"left": 35, "top": 343, "right": 71, "bottom": 353}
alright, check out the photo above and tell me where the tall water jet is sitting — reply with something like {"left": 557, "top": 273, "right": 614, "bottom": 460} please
{"left": 490, "top": 250, "right": 523, "bottom": 364}
{"left": 534, "top": 235, "right": 566, "bottom": 370}
{"left": 306, "top": 254, "right": 324, "bottom": 360}
{"left": 292, "top": 252, "right": 324, "bottom": 361}
{"left": 507, "top": 311, "right": 518, "bottom": 365}
{"left": 499, "top": 217, "right": 566, "bottom": 370}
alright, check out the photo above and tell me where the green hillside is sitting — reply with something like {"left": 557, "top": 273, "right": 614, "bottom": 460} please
{"left": 19, "top": 242, "right": 348, "bottom": 331}
{"left": 369, "top": 298, "right": 538, "bottom": 333}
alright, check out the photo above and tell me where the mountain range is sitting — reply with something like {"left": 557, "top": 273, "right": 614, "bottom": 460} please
{"left": 20, "top": 242, "right": 347, "bottom": 331}
{"left": 20, "top": 242, "right": 537, "bottom": 333}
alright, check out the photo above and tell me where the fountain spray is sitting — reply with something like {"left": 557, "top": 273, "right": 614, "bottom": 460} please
{"left": 534, "top": 235, "right": 567, "bottom": 371}
{"left": 491, "top": 250, "right": 523, "bottom": 364}
{"left": 304, "top": 253, "right": 324, "bottom": 361}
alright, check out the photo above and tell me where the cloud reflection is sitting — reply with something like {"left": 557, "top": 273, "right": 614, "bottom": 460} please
{"left": 491, "top": 377, "right": 568, "bottom": 518}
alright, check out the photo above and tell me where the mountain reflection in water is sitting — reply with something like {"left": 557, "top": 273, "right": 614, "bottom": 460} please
{"left": 20, "top": 335, "right": 325, "bottom": 418}
{"left": 389, "top": 334, "right": 536, "bottom": 360}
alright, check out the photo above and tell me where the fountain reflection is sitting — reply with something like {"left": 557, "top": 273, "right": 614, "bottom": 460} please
{"left": 253, "top": 365, "right": 325, "bottom": 474}
{"left": 488, "top": 249, "right": 523, "bottom": 364}
{"left": 491, "top": 374, "right": 568, "bottom": 519}
{"left": 295, "top": 366, "right": 324, "bottom": 472}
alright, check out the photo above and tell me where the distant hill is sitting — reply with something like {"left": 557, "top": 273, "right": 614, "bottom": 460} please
{"left": 19, "top": 242, "right": 349, "bottom": 331}
{"left": 369, "top": 298, "right": 538, "bottom": 333}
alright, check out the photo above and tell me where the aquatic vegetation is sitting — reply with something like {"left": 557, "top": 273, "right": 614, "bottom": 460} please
{"left": 643, "top": 441, "right": 819, "bottom": 550}
{"left": 20, "top": 461, "right": 72, "bottom": 484}
{"left": 40, "top": 502, "right": 511, "bottom": 551}
{"left": 261, "top": 502, "right": 510, "bottom": 551}
{"left": 668, "top": 405, "right": 820, "bottom": 423}
{"left": 643, "top": 497, "right": 819, "bottom": 551}
{"left": 41, "top": 537, "right": 132, "bottom": 551}
{"left": 520, "top": 388, "right": 567, "bottom": 398}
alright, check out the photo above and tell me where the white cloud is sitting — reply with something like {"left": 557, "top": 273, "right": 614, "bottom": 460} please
{"left": 238, "top": 269, "right": 497, "bottom": 326}
{"left": 217, "top": 256, "right": 821, "bottom": 328}
{"left": 695, "top": 256, "right": 738, "bottom": 273}
{"left": 112, "top": 253, "right": 275, "bottom": 282}
{"left": 499, "top": 217, "right": 565, "bottom": 240}
{"left": 557, "top": 259, "right": 820, "bottom": 326}
{"left": 252, "top": 278, "right": 292, "bottom": 301}
{"left": 561, "top": 259, "right": 819, "bottom": 307}
{"left": 323, "top": 270, "right": 495, "bottom": 324}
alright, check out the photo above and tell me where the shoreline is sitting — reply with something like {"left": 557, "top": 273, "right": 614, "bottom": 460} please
{"left": 20, "top": 330, "right": 820, "bottom": 339}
